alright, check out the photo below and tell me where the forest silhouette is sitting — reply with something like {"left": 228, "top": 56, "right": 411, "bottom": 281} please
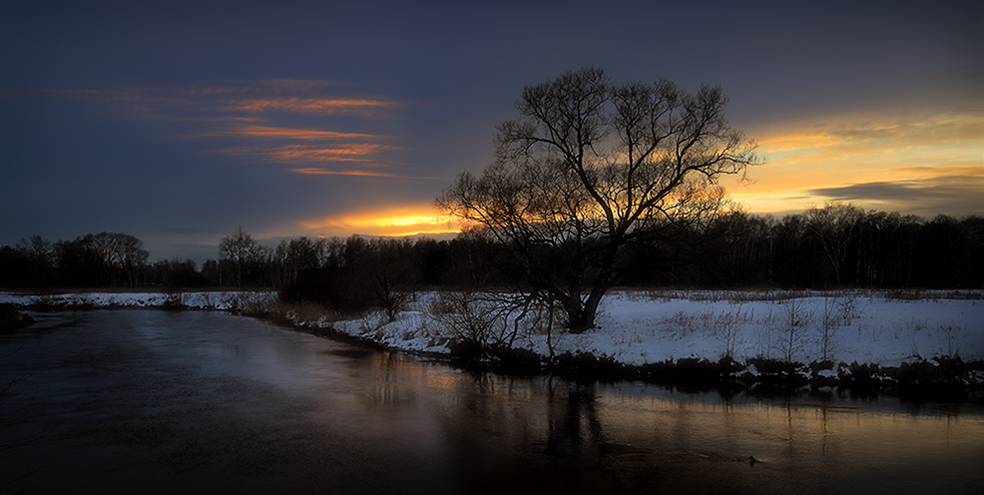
{"left": 3, "top": 206, "right": 981, "bottom": 318}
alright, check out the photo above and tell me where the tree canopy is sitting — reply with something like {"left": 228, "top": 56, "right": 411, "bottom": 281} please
{"left": 437, "top": 67, "right": 758, "bottom": 332}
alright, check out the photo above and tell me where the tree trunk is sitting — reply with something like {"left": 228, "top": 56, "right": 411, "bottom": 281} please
{"left": 564, "top": 285, "right": 607, "bottom": 334}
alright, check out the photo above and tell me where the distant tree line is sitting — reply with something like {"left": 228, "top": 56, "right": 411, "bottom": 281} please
{"left": 2, "top": 206, "right": 982, "bottom": 306}
{"left": 429, "top": 204, "right": 984, "bottom": 292}
{"left": 695, "top": 204, "right": 984, "bottom": 289}
{"left": 1, "top": 232, "right": 151, "bottom": 288}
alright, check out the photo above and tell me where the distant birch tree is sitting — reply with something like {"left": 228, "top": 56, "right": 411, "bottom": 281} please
{"left": 806, "top": 202, "right": 864, "bottom": 286}
{"left": 219, "top": 227, "right": 267, "bottom": 287}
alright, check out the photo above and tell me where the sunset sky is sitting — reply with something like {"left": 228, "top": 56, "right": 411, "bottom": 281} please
{"left": 2, "top": 0, "right": 981, "bottom": 262}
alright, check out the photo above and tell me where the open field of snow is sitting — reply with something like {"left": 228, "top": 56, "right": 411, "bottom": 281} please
{"left": 328, "top": 290, "right": 984, "bottom": 368}
{"left": 3, "top": 289, "right": 982, "bottom": 369}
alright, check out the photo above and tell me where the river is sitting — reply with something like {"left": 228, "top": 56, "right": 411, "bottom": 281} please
{"left": 1, "top": 310, "right": 982, "bottom": 494}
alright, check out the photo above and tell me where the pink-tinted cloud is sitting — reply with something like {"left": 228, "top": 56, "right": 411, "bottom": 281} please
{"left": 54, "top": 81, "right": 423, "bottom": 180}
{"left": 209, "top": 125, "right": 378, "bottom": 141}
{"left": 52, "top": 81, "right": 399, "bottom": 119}
{"left": 226, "top": 97, "right": 398, "bottom": 116}
{"left": 292, "top": 167, "right": 435, "bottom": 181}
{"left": 221, "top": 143, "right": 397, "bottom": 164}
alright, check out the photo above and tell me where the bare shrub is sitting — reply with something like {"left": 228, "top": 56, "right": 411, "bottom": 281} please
{"left": 777, "top": 297, "right": 811, "bottom": 362}
{"left": 644, "top": 289, "right": 682, "bottom": 302}
{"left": 715, "top": 304, "right": 745, "bottom": 358}
{"left": 817, "top": 295, "right": 840, "bottom": 361}
{"left": 688, "top": 292, "right": 723, "bottom": 302}
{"left": 231, "top": 297, "right": 337, "bottom": 328}
{"left": 836, "top": 291, "right": 867, "bottom": 325}
{"left": 941, "top": 290, "right": 984, "bottom": 300}
{"left": 883, "top": 289, "right": 983, "bottom": 301}
{"left": 938, "top": 325, "right": 962, "bottom": 358}
{"left": 162, "top": 289, "right": 185, "bottom": 309}
{"left": 427, "top": 291, "right": 461, "bottom": 316}
{"left": 65, "top": 294, "right": 95, "bottom": 309}
{"left": 429, "top": 291, "right": 505, "bottom": 346}
{"left": 198, "top": 291, "right": 217, "bottom": 310}
{"left": 885, "top": 288, "right": 924, "bottom": 301}
{"left": 721, "top": 290, "right": 807, "bottom": 303}
{"left": 27, "top": 294, "right": 62, "bottom": 309}
{"left": 359, "top": 312, "right": 389, "bottom": 338}
{"left": 661, "top": 311, "right": 705, "bottom": 336}
{"left": 223, "top": 291, "right": 275, "bottom": 314}
{"left": 429, "top": 291, "right": 556, "bottom": 351}
{"left": 283, "top": 301, "right": 338, "bottom": 326}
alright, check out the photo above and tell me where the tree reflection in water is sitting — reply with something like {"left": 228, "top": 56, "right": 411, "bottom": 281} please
{"left": 415, "top": 362, "right": 984, "bottom": 495}
{"left": 3, "top": 311, "right": 981, "bottom": 495}
{"left": 546, "top": 381, "right": 604, "bottom": 459}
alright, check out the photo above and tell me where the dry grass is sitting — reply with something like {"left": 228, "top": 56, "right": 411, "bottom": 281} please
{"left": 237, "top": 297, "right": 344, "bottom": 327}
{"left": 640, "top": 288, "right": 982, "bottom": 303}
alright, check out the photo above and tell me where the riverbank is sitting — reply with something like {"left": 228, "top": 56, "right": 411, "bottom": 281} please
{"left": 5, "top": 309, "right": 982, "bottom": 495}
{"left": 0, "top": 302, "right": 34, "bottom": 331}
{"left": 3, "top": 289, "right": 983, "bottom": 398}
{"left": 324, "top": 289, "right": 984, "bottom": 399}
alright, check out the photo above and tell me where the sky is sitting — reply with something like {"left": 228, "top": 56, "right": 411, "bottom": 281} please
{"left": 1, "top": 0, "right": 981, "bottom": 262}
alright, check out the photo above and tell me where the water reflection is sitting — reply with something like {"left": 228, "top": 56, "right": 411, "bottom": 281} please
{"left": 2, "top": 311, "right": 982, "bottom": 494}
{"left": 350, "top": 354, "right": 984, "bottom": 494}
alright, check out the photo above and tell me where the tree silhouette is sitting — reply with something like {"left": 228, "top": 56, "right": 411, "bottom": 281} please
{"left": 806, "top": 202, "right": 864, "bottom": 286}
{"left": 437, "top": 67, "right": 757, "bottom": 332}
{"left": 219, "top": 227, "right": 267, "bottom": 287}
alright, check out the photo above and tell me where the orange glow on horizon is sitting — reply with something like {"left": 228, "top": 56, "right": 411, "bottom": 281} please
{"left": 298, "top": 206, "right": 462, "bottom": 237}
{"left": 292, "top": 167, "right": 425, "bottom": 179}
{"left": 266, "top": 143, "right": 390, "bottom": 161}
{"left": 215, "top": 125, "right": 378, "bottom": 141}
{"left": 229, "top": 97, "right": 399, "bottom": 116}
{"left": 58, "top": 80, "right": 401, "bottom": 121}
{"left": 725, "top": 108, "right": 983, "bottom": 215}
{"left": 220, "top": 143, "right": 400, "bottom": 166}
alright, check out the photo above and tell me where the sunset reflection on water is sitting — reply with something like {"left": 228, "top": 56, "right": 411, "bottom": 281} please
{"left": 3, "top": 311, "right": 981, "bottom": 494}
{"left": 337, "top": 348, "right": 984, "bottom": 494}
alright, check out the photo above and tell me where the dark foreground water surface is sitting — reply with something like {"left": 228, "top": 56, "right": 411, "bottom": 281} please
{"left": 2, "top": 310, "right": 982, "bottom": 494}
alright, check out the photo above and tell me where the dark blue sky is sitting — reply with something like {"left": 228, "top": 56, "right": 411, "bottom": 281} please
{"left": 2, "top": 0, "right": 981, "bottom": 262}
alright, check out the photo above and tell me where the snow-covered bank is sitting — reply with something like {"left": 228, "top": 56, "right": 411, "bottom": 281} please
{"left": 0, "top": 290, "right": 275, "bottom": 311}
{"left": 3, "top": 289, "right": 982, "bottom": 373}
{"left": 324, "top": 290, "right": 984, "bottom": 370}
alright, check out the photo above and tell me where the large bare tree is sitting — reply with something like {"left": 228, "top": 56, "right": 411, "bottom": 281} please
{"left": 437, "top": 68, "right": 757, "bottom": 332}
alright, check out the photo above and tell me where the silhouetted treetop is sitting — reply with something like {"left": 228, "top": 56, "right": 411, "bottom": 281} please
{"left": 437, "top": 67, "right": 758, "bottom": 332}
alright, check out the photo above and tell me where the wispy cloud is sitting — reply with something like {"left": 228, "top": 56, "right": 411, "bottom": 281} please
{"left": 811, "top": 177, "right": 977, "bottom": 201}
{"left": 754, "top": 111, "right": 982, "bottom": 164}
{"left": 208, "top": 125, "right": 379, "bottom": 141}
{"left": 51, "top": 80, "right": 427, "bottom": 179}
{"left": 807, "top": 170, "right": 984, "bottom": 217}
{"left": 292, "top": 167, "right": 425, "bottom": 179}
{"left": 224, "top": 97, "right": 398, "bottom": 116}
{"left": 55, "top": 82, "right": 400, "bottom": 119}
{"left": 221, "top": 144, "right": 399, "bottom": 164}
{"left": 730, "top": 108, "right": 984, "bottom": 216}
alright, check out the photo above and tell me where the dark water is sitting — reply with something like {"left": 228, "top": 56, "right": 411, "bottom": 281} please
{"left": 1, "top": 311, "right": 982, "bottom": 495}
